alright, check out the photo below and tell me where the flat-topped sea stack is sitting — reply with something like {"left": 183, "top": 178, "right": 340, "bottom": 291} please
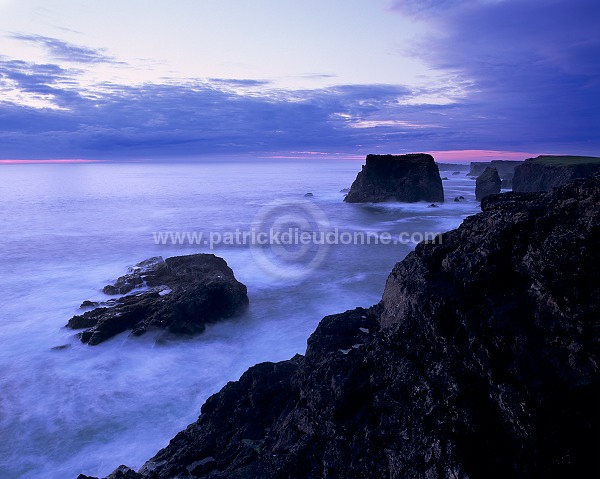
{"left": 475, "top": 167, "right": 501, "bottom": 200}
{"left": 344, "top": 153, "right": 444, "bottom": 203}
{"left": 512, "top": 155, "right": 600, "bottom": 192}
{"left": 67, "top": 254, "right": 248, "bottom": 345}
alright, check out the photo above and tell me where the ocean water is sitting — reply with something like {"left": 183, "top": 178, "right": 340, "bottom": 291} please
{"left": 0, "top": 160, "right": 479, "bottom": 479}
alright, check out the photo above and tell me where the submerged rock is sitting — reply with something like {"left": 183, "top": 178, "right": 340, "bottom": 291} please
{"left": 67, "top": 254, "right": 248, "bottom": 345}
{"left": 512, "top": 155, "right": 600, "bottom": 192}
{"left": 80, "top": 300, "right": 99, "bottom": 308}
{"left": 475, "top": 166, "right": 501, "bottom": 200}
{"left": 344, "top": 153, "right": 444, "bottom": 203}
{"left": 83, "top": 175, "right": 599, "bottom": 478}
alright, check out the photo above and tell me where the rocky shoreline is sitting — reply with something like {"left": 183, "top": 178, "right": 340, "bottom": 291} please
{"left": 79, "top": 175, "right": 599, "bottom": 478}
{"left": 344, "top": 153, "right": 444, "bottom": 203}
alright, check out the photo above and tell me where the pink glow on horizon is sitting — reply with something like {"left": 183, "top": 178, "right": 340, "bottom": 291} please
{"left": 263, "top": 149, "right": 543, "bottom": 162}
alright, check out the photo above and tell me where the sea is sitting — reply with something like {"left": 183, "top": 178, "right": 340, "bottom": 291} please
{"left": 0, "top": 159, "right": 479, "bottom": 479}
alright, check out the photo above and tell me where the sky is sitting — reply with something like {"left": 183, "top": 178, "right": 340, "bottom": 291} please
{"left": 0, "top": 0, "right": 598, "bottom": 161}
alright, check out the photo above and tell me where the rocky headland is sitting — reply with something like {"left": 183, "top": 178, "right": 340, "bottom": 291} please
{"left": 79, "top": 175, "right": 599, "bottom": 478}
{"left": 512, "top": 155, "right": 600, "bottom": 192}
{"left": 67, "top": 254, "right": 248, "bottom": 345}
{"left": 344, "top": 153, "right": 444, "bottom": 203}
{"left": 475, "top": 166, "right": 501, "bottom": 200}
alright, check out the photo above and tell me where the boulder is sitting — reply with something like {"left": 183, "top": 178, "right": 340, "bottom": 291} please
{"left": 67, "top": 254, "right": 248, "bottom": 345}
{"left": 344, "top": 154, "right": 444, "bottom": 203}
{"left": 475, "top": 166, "right": 501, "bottom": 200}
{"left": 512, "top": 155, "right": 600, "bottom": 192}
{"left": 87, "top": 174, "right": 600, "bottom": 478}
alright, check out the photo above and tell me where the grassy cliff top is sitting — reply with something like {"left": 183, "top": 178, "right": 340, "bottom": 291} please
{"left": 528, "top": 155, "right": 600, "bottom": 165}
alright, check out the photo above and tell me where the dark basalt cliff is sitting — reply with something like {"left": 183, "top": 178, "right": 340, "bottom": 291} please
{"left": 344, "top": 153, "right": 444, "bottom": 203}
{"left": 81, "top": 176, "right": 599, "bottom": 478}
{"left": 475, "top": 167, "right": 501, "bottom": 200}
{"left": 67, "top": 254, "right": 248, "bottom": 345}
{"left": 512, "top": 155, "right": 600, "bottom": 192}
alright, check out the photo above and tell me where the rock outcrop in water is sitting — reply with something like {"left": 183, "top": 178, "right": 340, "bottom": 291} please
{"left": 67, "top": 254, "right": 248, "bottom": 345}
{"left": 512, "top": 155, "right": 600, "bottom": 192}
{"left": 344, "top": 153, "right": 444, "bottom": 203}
{"left": 475, "top": 167, "right": 501, "bottom": 200}
{"left": 81, "top": 176, "right": 599, "bottom": 478}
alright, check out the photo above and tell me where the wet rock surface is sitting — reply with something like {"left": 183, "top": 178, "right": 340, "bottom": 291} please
{"left": 67, "top": 254, "right": 248, "bottom": 345}
{"left": 475, "top": 166, "right": 501, "bottom": 200}
{"left": 345, "top": 153, "right": 444, "bottom": 203}
{"left": 84, "top": 176, "right": 599, "bottom": 478}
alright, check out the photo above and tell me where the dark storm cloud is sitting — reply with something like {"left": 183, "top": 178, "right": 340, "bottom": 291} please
{"left": 394, "top": 0, "right": 600, "bottom": 152}
{"left": 0, "top": 57, "right": 83, "bottom": 106}
{"left": 11, "top": 33, "right": 122, "bottom": 64}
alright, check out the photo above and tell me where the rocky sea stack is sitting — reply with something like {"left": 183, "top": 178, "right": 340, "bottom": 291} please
{"left": 512, "top": 155, "right": 600, "bottom": 192}
{"left": 475, "top": 166, "right": 501, "bottom": 200}
{"left": 81, "top": 176, "right": 599, "bottom": 478}
{"left": 67, "top": 254, "right": 248, "bottom": 345}
{"left": 344, "top": 153, "right": 444, "bottom": 203}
